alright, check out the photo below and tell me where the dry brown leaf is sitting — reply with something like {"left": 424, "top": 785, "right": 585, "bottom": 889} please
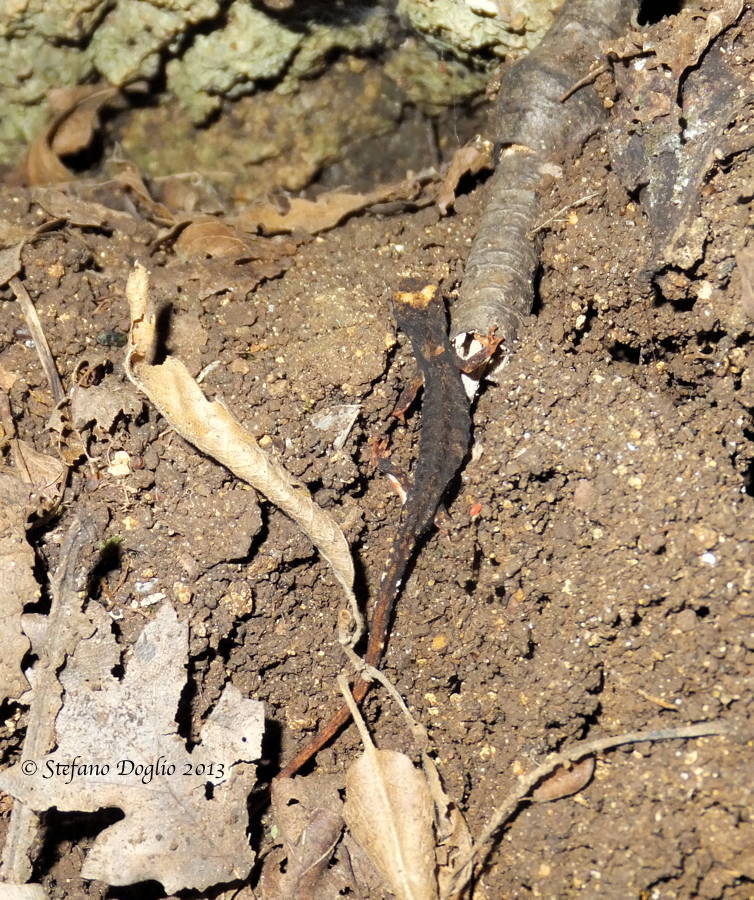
{"left": 9, "top": 439, "right": 66, "bottom": 511}
{"left": 234, "top": 176, "right": 427, "bottom": 236}
{"left": 21, "top": 85, "right": 118, "bottom": 186}
{"left": 531, "top": 756, "right": 596, "bottom": 802}
{"left": 344, "top": 746, "right": 438, "bottom": 900}
{"left": 436, "top": 138, "right": 494, "bottom": 216}
{"left": 31, "top": 186, "right": 117, "bottom": 229}
{"left": 69, "top": 376, "right": 142, "bottom": 432}
{"left": 421, "top": 755, "right": 482, "bottom": 900}
{"left": 0, "top": 242, "right": 24, "bottom": 287}
{"left": 47, "top": 85, "right": 118, "bottom": 157}
{"left": 0, "top": 603, "right": 264, "bottom": 892}
{"left": 174, "top": 218, "right": 254, "bottom": 259}
{"left": 123, "top": 263, "right": 358, "bottom": 627}
{"left": 236, "top": 192, "right": 374, "bottom": 235}
{"left": 106, "top": 163, "right": 175, "bottom": 225}
{"left": 262, "top": 776, "right": 347, "bottom": 899}
{"left": 0, "top": 884, "right": 46, "bottom": 899}
{"left": 0, "top": 219, "right": 69, "bottom": 287}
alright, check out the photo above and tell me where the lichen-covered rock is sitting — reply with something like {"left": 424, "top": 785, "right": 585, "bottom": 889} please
{"left": 166, "top": 3, "right": 391, "bottom": 123}
{"left": 166, "top": 3, "right": 300, "bottom": 122}
{"left": 280, "top": 6, "right": 390, "bottom": 92}
{"left": 87, "top": 0, "right": 220, "bottom": 85}
{"left": 0, "top": 34, "right": 92, "bottom": 158}
{"left": 384, "top": 37, "right": 488, "bottom": 115}
{"left": 397, "top": 0, "right": 562, "bottom": 61}
{"left": 0, "top": 0, "right": 110, "bottom": 41}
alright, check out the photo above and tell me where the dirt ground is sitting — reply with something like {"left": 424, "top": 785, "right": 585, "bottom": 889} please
{"left": 1, "top": 5, "right": 753, "bottom": 900}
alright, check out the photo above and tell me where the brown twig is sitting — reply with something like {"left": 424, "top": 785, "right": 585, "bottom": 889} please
{"left": 442, "top": 720, "right": 732, "bottom": 899}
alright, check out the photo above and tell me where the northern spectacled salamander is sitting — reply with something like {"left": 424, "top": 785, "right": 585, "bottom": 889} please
{"left": 278, "top": 279, "right": 471, "bottom": 778}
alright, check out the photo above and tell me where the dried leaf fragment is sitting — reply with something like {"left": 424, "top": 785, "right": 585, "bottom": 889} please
{"left": 0, "top": 475, "right": 37, "bottom": 703}
{"left": 650, "top": 0, "right": 744, "bottom": 81}
{"left": 345, "top": 747, "right": 438, "bottom": 900}
{"left": 174, "top": 218, "right": 252, "bottom": 259}
{"left": 262, "top": 776, "right": 347, "bottom": 899}
{"left": 234, "top": 175, "right": 429, "bottom": 235}
{"left": 736, "top": 245, "right": 754, "bottom": 319}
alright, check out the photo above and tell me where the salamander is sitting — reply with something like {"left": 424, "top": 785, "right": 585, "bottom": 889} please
{"left": 277, "top": 279, "right": 471, "bottom": 778}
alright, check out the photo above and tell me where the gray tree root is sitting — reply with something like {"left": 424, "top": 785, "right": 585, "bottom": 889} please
{"left": 452, "top": 0, "right": 640, "bottom": 344}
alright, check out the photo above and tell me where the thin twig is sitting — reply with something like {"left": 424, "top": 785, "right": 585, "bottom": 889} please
{"left": 526, "top": 190, "right": 601, "bottom": 238}
{"left": 9, "top": 277, "right": 64, "bottom": 406}
{"left": 559, "top": 62, "right": 610, "bottom": 102}
{"left": 443, "top": 721, "right": 731, "bottom": 899}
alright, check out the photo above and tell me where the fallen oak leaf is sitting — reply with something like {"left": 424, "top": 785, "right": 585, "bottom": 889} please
{"left": 123, "top": 263, "right": 360, "bottom": 635}
{"left": 0, "top": 514, "right": 100, "bottom": 884}
{"left": 69, "top": 374, "right": 142, "bottom": 432}
{"left": 340, "top": 676, "right": 438, "bottom": 900}
{"left": 0, "top": 603, "right": 264, "bottom": 892}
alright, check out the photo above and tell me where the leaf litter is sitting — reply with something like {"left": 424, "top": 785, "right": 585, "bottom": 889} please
{"left": 0, "top": 6, "right": 751, "bottom": 897}
{"left": 0, "top": 600, "right": 265, "bottom": 893}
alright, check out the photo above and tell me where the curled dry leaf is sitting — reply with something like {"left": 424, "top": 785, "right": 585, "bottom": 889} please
{"left": 123, "top": 263, "right": 358, "bottom": 625}
{"left": 20, "top": 84, "right": 118, "bottom": 186}
{"left": 436, "top": 137, "right": 494, "bottom": 216}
